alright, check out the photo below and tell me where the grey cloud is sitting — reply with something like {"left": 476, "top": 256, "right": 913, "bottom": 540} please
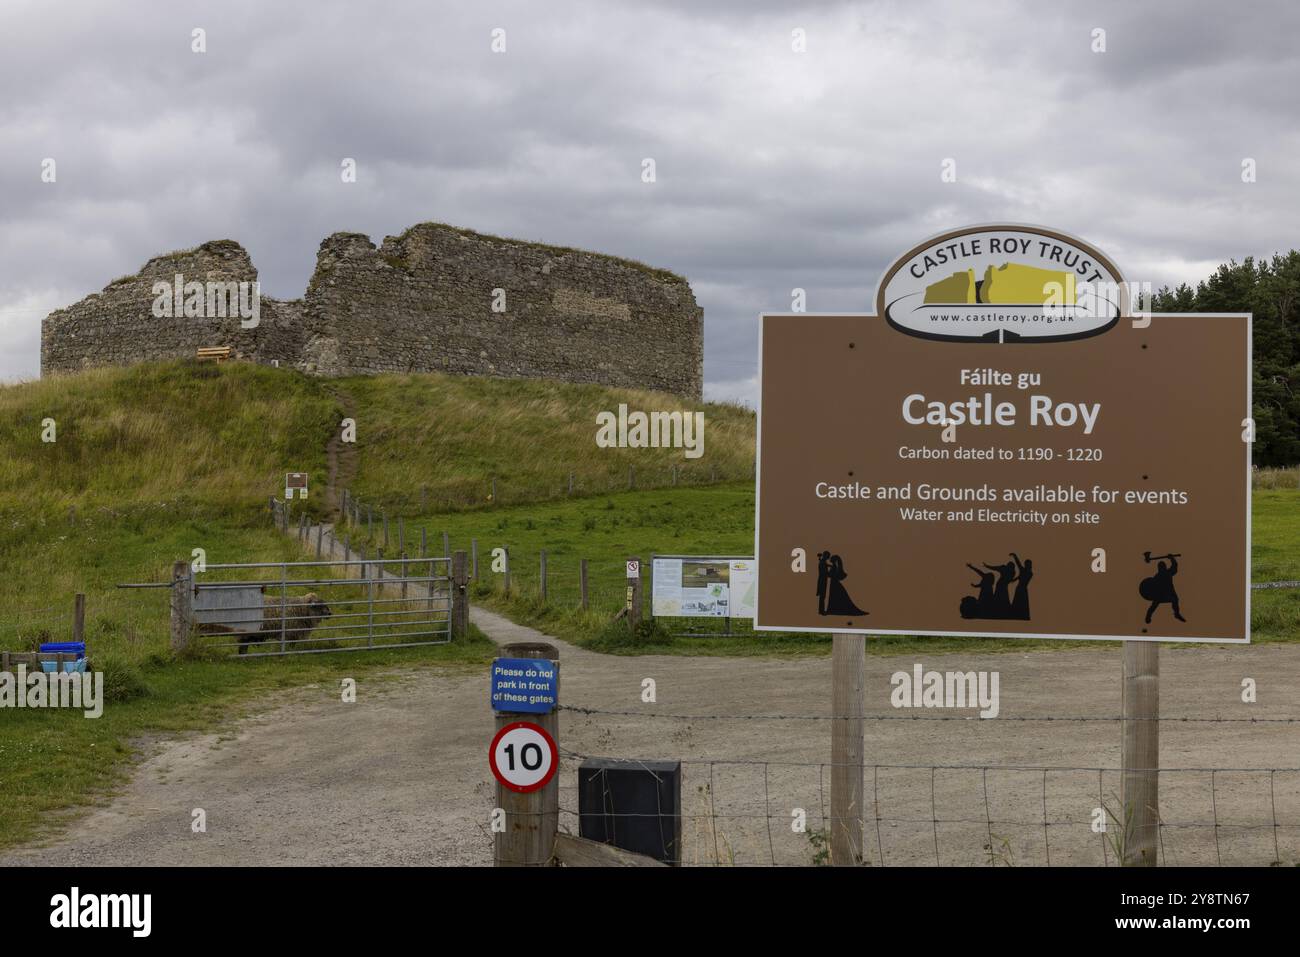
{"left": 2, "top": 0, "right": 1296, "bottom": 393}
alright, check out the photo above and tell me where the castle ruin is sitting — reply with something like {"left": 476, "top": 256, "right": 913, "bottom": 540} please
{"left": 41, "top": 222, "right": 704, "bottom": 397}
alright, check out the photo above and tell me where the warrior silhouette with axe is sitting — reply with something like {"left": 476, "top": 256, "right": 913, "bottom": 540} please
{"left": 1139, "top": 551, "right": 1185, "bottom": 624}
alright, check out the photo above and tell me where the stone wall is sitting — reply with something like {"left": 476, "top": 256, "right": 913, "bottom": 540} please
{"left": 41, "top": 223, "right": 704, "bottom": 397}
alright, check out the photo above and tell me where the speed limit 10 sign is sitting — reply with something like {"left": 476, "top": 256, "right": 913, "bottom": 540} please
{"left": 489, "top": 721, "right": 558, "bottom": 793}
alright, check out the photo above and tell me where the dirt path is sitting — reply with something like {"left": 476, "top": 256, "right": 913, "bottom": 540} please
{"left": 2, "top": 604, "right": 1297, "bottom": 867}
{"left": 323, "top": 386, "right": 358, "bottom": 516}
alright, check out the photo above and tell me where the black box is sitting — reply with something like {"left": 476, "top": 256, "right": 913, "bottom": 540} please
{"left": 578, "top": 758, "right": 682, "bottom": 864}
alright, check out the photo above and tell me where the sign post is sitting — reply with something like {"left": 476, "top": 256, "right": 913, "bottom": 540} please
{"left": 755, "top": 224, "right": 1252, "bottom": 868}
{"left": 626, "top": 558, "right": 642, "bottom": 631}
{"left": 284, "top": 471, "right": 308, "bottom": 500}
{"left": 490, "top": 642, "right": 560, "bottom": 867}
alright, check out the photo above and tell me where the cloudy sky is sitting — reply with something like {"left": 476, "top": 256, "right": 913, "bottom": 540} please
{"left": 2, "top": 0, "right": 1297, "bottom": 402}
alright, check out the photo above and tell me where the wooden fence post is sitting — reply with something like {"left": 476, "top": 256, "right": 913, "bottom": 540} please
{"left": 398, "top": 517, "right": 405, "bottom": 555}
{"left": 421, "top": 527, "right": 427, "bottom": 558}
{"left": 1121, "top": 640, "right": 1160, "bottom": 866}
{"left": 539, "top": 550, "right": 547, "bottom": 602}
{"left": 580, "top": 559, "right": 589, "bottom": 610}
{"left": 73, "top": 593, "right": 85, "bottom": 645}
{"left": 472, "top": 539, "right": 479, "bottom": 581}
{"left": 830, "top": 633, "right": 866, "bottom": 866}
{"left": 170, "top": 560, "right": 193, "bottom": 653}
{"left": 493, "top": 641, "right": 560, "bottom": 867}
{"left": 383, "top": 512, "right": 390, "bottom": 549}
{"left": 452, "top": 550, "right": 469, "bottom": 639}
{"left": 443, "top": 531, "right": 450, "bottom": 559}
{"left": 315, "top": 524, "right": 324, "bottom": 559}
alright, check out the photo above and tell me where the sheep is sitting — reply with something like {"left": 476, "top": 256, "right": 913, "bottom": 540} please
{"left": 239, "top": 592, "right": 333, "bottom": 654}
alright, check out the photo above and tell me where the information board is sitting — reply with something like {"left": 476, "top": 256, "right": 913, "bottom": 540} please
{"left": 651, "top": 556, "right": 757, "bottom": 619}
{"left": 755, "top": 225, "right": 1251, "bottom": 643}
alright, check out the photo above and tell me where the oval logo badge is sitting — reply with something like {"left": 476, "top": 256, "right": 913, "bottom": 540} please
{"left": 877, "top": 225, "right": 1127, "bottom": 343}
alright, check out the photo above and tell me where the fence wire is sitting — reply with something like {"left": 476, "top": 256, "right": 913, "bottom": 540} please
{"left": 549, "top": 705, "right": 1300, "bottom": 866}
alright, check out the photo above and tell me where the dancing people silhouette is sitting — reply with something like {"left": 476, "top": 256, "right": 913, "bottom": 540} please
{"left": 959, "top": 553, "right": 1034, "bottom": 621}
{"left": 1009, "top": 553, "right": 1033, "bottom": 621}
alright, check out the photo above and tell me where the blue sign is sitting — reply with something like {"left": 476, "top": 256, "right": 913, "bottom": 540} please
{"left": 490, "top": 657, "right": 558, "bottom": 713}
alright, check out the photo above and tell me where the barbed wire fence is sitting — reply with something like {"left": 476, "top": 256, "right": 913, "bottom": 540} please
{"left": 550, "top": 705, "right": 1300, "bottom": 867}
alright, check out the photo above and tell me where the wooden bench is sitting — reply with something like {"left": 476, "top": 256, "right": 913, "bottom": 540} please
{"left": 196, "top": 346, "right": 232, "bottom": 363}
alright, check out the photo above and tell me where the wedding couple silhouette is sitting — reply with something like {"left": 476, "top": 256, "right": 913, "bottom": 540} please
{"left": 960, "top": 552, "right": 1033, "bottom": 621}
{"left": 815, "top": 551, "right": 867, "bottom": 617}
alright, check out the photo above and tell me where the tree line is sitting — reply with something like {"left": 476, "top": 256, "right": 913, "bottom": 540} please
{"left": 1151, "top": 251, "right": 1300, "bottom": 466}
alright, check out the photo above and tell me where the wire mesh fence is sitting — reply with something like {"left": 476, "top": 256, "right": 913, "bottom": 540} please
{"left": 550, "top": 706, "right": 1300, "bottom": 866}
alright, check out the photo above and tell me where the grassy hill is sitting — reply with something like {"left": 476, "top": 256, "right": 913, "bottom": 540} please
{"left": 0, "top": 360, "right": 755, "bottom": 647}
{"left": 0, "top": 359, "right": 753, "bottom": 849}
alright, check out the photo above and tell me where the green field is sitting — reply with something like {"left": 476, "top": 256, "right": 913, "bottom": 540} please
{"left": 358, "top": 485, "right": 1300, "bottom": 655}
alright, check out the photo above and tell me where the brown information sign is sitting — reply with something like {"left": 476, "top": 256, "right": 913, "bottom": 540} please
{"left": 755, "top": 225, "right": 1251, "bottom": 643}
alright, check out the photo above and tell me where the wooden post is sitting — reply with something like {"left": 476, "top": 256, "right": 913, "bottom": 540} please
{"left": 451, "top": 550, "right": 469, "bottom": 639}
{"left": 494, "top": 640, "right": 560, "bottom": 867}
{"left": 626, "top": 557, "right": 642, "bottom": 631}
{"left": 73, "top": 593, "right": 85, "bottom": 645}
{"left": 539, "top": 550, "right": 547, "bottom": 602}
{"left": 1121, "top": 640, "right": 1160, "bottom": 866}
{"left": 580, "top": 559, "right": 589, "bottom": 610}
{"left": 830, "top": 633, "right": 866, "bottom": 866}
{"left": 315, "top": 523, "right": 324, "bottom": 558}
{"left": 491, "top": 477, "right": 497, "bottom": 502}
{"left": 383, "top": 512, "right": 390, "bottom": 549}
{"left": 443, "top": 531, "right": 450, "bottom": 559}
{"left": 170, "top": 560, "right": 193, "bottom": 653}
{"left": 472, "top": 538, "right": 479, "bottom": 581}
{"left": 398, "top": 517, "right": 405, "bottom": 555}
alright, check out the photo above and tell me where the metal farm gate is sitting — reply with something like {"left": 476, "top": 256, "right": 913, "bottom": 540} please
{"left": 186, "top": 557, "right": 452, "bottom": 656}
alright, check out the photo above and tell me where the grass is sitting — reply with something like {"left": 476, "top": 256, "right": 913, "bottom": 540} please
{"left": 338, "top": 372, "right": 754, "bottom": 511}
{"left": 2, "top": 360, "right": 754, "bottom": 850}
{"left": 351, "top": 483, "right": 1300, "bottom": 655}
